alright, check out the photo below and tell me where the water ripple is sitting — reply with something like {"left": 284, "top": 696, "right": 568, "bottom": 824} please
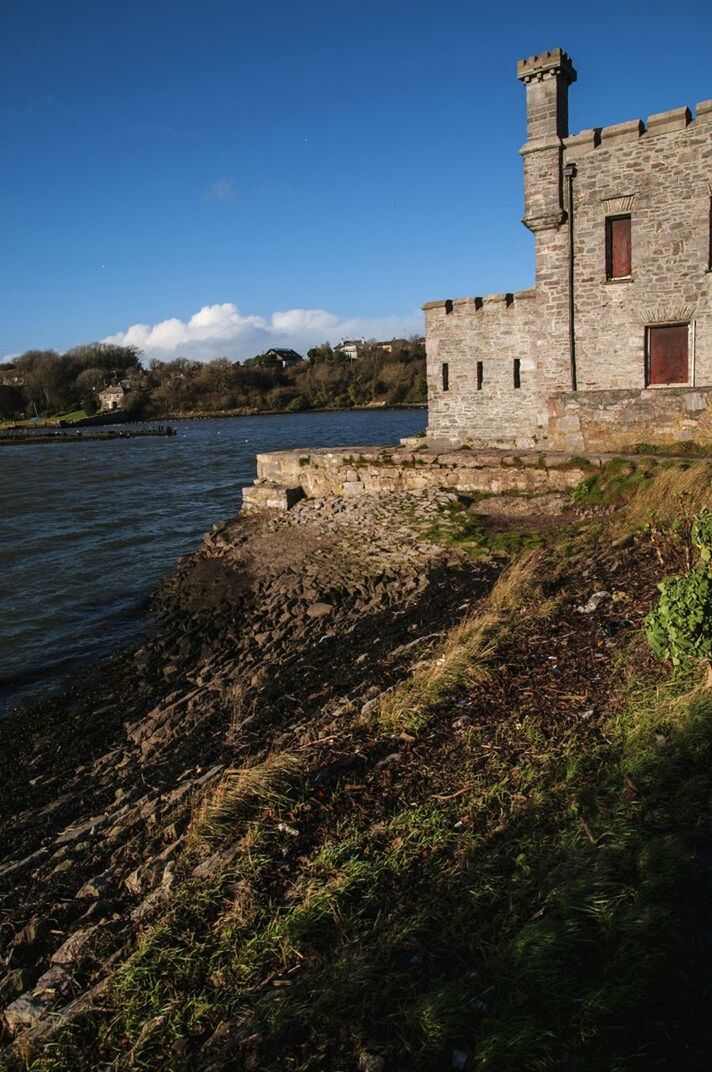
{"left": 0, "top": 409, "right": 426, "bottom": 712}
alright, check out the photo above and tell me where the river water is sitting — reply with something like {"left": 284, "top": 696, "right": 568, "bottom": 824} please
{"left": 0, "top": 408, "right": 426, "bottom": 714}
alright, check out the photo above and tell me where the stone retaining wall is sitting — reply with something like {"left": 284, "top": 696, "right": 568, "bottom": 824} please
{"left": 242, "top": 446, "right": 597, "bottom": 511}
{"left": 548, "top": 386, "right": 712, "bottom": 452}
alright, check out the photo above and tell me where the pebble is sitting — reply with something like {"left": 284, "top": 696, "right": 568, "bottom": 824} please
{"left": 576, "top": 590, "right": 611, "bottom": 614}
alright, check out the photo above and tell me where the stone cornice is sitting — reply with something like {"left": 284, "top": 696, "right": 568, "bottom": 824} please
{"left": 523, "top": 211, "right": 566, "bottom": 233}
{"left": 519, "top": 136, "right": 564, "bottom": 157}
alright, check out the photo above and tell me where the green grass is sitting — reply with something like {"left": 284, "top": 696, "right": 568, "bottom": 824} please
{"left": 420, "top": 498, "right": 543, "bottom": 558}
{"left": 55, "top": 409, "right": 89, "bottom": 423}
{"left": 0, "top": 409, "right": 88, "bottom": 429}
{"left": 569, "top": 457, "right": 658, "bottom": 506}
{"left": 634, "top": 440, "right": 712, "bottom": 457}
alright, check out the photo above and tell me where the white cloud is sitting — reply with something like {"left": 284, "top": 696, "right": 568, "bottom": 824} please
{"left": 203, "top": 177, "right": 235, "bottom": 202}
{"left": 102, "top": 302, "right": 422, "bottom": 362}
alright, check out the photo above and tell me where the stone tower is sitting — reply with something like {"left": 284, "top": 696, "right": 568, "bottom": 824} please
{"left": 517, "top": 48, "right": 577, "bottom": 234}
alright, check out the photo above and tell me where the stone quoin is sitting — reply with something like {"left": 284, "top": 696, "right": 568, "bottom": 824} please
{"left": 424, "top": 48, "right": 712, "bottom": 452}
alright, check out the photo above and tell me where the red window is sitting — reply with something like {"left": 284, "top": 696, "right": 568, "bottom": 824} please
{"left": 646, "top": 325, "right": 689, "bottom": 386}
{"left": 606, "top": 215, "right": 632, "bottom": 279}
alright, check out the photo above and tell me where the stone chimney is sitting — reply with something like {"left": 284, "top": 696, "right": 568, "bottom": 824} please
{"left": 517, "top": 48, "right": 577, "bottom": 233}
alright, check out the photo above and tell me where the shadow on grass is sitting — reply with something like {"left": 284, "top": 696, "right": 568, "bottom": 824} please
{"left": 32, "top": 668, "right": 712, "bottom": 1072}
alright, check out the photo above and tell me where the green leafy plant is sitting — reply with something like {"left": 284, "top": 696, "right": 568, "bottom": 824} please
{"left": 645, "top": 567, "right": 712, "bottom": 672}
{"left": 645, "top": 507, "right": 712, "bottom": 682}
{"left": 691, "top": 507, "right": 712, "bottom": 562}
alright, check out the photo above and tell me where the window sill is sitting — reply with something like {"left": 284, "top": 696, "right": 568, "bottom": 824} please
{"left": 645, "top": 382, "right": 691, "bottom": 389}
{"left": 604, "top": 276, "right": 634, "bottom": 284}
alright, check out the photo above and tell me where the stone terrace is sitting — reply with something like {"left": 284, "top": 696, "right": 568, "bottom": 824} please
{"left": 241, "top": 444, "right": 600, "bottom": 512}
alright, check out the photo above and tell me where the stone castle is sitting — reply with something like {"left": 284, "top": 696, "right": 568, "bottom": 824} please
{"left": 424, "top": 48, "right": 712, "bottom": 452}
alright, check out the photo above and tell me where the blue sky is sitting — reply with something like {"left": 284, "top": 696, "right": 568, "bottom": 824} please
{"left": 2, "top": 0, "right": 712, "bottom": 361}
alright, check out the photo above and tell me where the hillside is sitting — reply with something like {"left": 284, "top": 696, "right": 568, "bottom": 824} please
{"left": 2, "top": 461, "right": 712, "bottom": 1070}
{"left": 0, "top": 341, "right": 426, "bottom": 423}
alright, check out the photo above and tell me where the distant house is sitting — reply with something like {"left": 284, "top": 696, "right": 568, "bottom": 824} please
{"left": 98, "top": 384, "right": 128, "bottom": 411}
{"left": 375, "top": 337, "right": 425, "bottom": 353}
{"left": 0, "top": 364, "right": 23, "bottom": 387}
{"left": 334, "top": 338, "right": 366, "bottom": 362}
{"left": 265, "top": 348, "right": 304, "bottom": 369}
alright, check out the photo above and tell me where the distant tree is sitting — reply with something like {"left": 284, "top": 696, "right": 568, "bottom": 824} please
{"left": 76, "top": 367, "right": 107, "bottom": 393}
{"left": 15, "top": 350, "right": 74, "bottom": 415}
{"left": 307, "top": 343, "right": 334, "bottom": 364}
{"left": 4, "top": 333, "right": 426, "bottom": 418}
{"left": 307, "top": 343, "right": 352, "bottom": 366}
{"left": 123, "top": 391, "right": 147, "bottom": 418}
{"left": 0, "top": 384, "right": 24, "bottom": 419}
{"left": 64, "top": 342, "right": 141, "bottom": 373}
{"left": 243, "top": 352, "right": 282, "bottom": 368}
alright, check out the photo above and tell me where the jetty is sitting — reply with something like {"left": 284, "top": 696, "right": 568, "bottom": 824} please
{"left": 0, "top": 426, "right": 176, "bottom": 446}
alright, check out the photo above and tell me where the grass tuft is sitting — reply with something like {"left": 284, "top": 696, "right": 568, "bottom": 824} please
{"left": 191, "top": 752, "right": 300, "bottom": 846}
{"left": 379, "top": 550, "right": 547, "bottom": 732}
{"left": 624, "top": 460, "right": 712, "bottom": 530}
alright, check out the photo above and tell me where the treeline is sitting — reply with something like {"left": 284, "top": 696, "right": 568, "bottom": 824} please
{"left": 0, "top": 339, "right": 426, "bottom": 420}
{"left": 0, "top": 344, "right": 141, "bottom": 419}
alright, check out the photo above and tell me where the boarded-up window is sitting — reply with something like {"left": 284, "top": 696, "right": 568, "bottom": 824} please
{"left": 442, "top": 363, "right": 449, "bottom": 392}
{"left": 647, "top": 324, "right": 689, "bottom": 386}
{"left": 476, "top": 361, "right": 483, "bottom": 390}
{"left": 513, "top": 358, "right": 521, "bottom": 389}
{"left": 606, "top": 215, "right": 632, "bottom": 279}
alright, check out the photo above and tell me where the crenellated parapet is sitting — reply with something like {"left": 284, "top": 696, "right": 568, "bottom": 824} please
{"left": 422, "top": 289, "right": 536, "bottom": 314}
{"left": 516, "top": 48, "right": 576, "bottom": 93}
{"left": 564, "top": 101, "right": 712, "bottom": 157}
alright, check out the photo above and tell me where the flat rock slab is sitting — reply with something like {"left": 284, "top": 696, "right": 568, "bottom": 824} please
{"left": 242, "top": 483, "right": 305, "bottom": 512}
{"left": 306, "top": 602, "right": 334, "bottom": 619}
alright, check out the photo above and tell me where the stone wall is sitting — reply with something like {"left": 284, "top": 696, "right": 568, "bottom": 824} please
{"left": 548, "top": 385, "right": 712, "bottom": 453}
{"left": 424, "top": 47, "right": 712, "bottom": 452}
{"left": 242, "top": 446, "right": 598, "bottom": 512}
{"left": 424, "top": 292, "right": 548, "bottom": 449}
{"left": 564, "top": 105, "right": 712, "bottom": 392}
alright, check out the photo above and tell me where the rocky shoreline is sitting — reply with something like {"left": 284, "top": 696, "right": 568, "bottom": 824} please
{"left": 5, "top": 460, "right": 712, "bottom": 1070}
{"left": 0, "top": 489, "right": 501, "bottom": 1064}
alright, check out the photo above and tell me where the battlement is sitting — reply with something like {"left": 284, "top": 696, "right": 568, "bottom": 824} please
{"left": 565, "top": 101, "right": 712, "bottom": 155}
{"left": 517, "top": 48, "right": 576, "bottom": 86}
{"left": 422, "top": 289, "right": 536, "bottom": 313}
